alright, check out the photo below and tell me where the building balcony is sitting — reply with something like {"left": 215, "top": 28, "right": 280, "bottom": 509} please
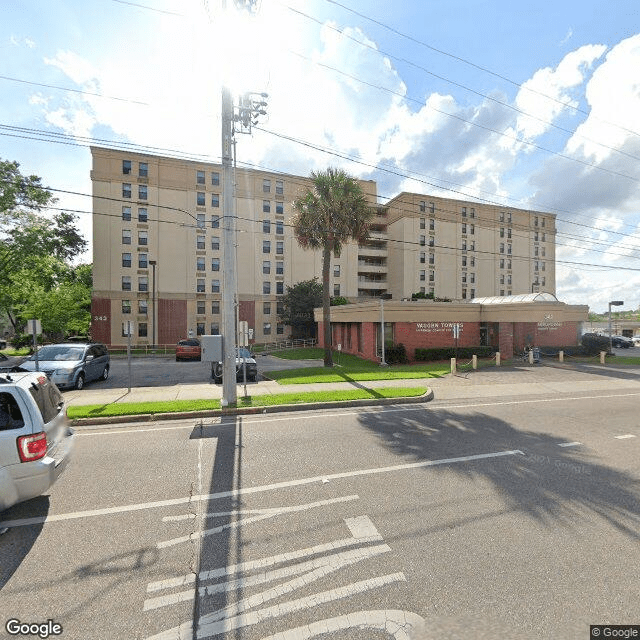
{"left": 358, "top": 246, "right": 387, "bottom": 258}
{"left": 357, "top": 263, "right": 387, "bottom": 274}
{"left": 357, "top": 280, "right": 387, "bottom": 290}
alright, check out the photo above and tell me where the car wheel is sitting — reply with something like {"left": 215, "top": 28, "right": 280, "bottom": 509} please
{"left": 75, "top": 373, "right": 85, "bottom": 390}
{"left": 102, "top": 365, "right": 109, "bottom": 380}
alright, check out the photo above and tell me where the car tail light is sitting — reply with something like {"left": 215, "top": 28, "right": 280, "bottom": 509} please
{"left": 17, "top": 432, "right": 48, "bottom": 462}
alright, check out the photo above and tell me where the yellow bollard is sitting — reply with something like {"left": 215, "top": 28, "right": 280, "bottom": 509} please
{"left": 559, "top": 351, "right": 564, "bottom": 363}
{"left": 451, "top": 357, "right": 456, "bottom": 374}
{"left": 472, "top": 354, "right": 477, "bottom": 370}
{"left": 496, "top": 352, "right": 501, "bottom": 366}
{"left": 600, "top": 351, "right": 606, "bottom": 364}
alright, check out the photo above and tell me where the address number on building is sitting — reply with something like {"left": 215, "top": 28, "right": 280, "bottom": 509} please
{"left": 93, "top": 316, "right": 108, "bottom": 321}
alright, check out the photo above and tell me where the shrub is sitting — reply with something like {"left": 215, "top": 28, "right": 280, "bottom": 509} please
{"left": 385, "top": 343, "right": 407, "bottom": 364}
{"left": 581, "top": 333, "right": 611, "bottom": 356}
{"left": 414, "top": 346, "right": 494, "bottom": 361}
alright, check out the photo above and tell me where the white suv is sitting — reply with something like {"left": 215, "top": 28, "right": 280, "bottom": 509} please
{"left": 0, "top": 371, "right": 74, "bottom": 513}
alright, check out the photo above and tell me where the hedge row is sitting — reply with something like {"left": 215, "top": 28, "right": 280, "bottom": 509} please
{"left": 414, "top": 346, "right": 494, "bottom": 361}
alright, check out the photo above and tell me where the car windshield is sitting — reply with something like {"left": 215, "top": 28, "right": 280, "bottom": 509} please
{"left": 30, "top": 346, "right": 84, "bottom": 361}
{"left": 237, "top": 348, "right": 252, "bottom": 359}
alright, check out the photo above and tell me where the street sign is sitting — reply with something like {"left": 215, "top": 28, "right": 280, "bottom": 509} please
{"left": 25, "top": 319, "right": 42, "bottom": 335}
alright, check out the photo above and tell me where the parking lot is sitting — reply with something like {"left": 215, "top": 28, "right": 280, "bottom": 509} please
{"left": 76, "top": 353, "right": 324, "bottom": 390}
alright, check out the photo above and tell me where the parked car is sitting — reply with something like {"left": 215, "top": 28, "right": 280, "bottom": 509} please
{"left": 212, "top": 348, "right": 258, "bottom": 382}
{"left": 0, "top": 339, "right": 6, "bottom": 350}
{"left": 0, "top": 353, "right": 27, "bottom": 372}
{"left": 633, "top": 336, "right": 640, "bottom": 347}
{"left": 176, "top": 338, "right": 201, "bottom": 362}
{"left": 20, "top": 342, "right": 110, "bottom": 390}
{"left": 611, "top": 335, "right": 634, "bottom": 348}
{"left": 0, "top": 371, "right": 74, "bottom": 512}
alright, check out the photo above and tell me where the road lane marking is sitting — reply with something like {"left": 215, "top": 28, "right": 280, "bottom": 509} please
{"left": 345, "top": 515, "right": 383, "bottom": 539}
{"left": 614, "top": 434, "right": 636, "bottom": 439}
{"left": 145, "top": 543, "right": 390, "bottom": 614}
{"left": 558, "top": 442, "right": 582, "bottom": 447}
{"left": 0, "top": 449, "right": 523, "bottom": 529}
{"left": 259, "top": 609, "right": 426, "bottom": 640}
{"left": 158, "top": 495, "right": 360, "bottom": 548}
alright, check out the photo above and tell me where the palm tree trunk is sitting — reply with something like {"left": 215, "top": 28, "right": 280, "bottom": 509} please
{"left": 322, "top": 244, "right": 333, "bottom": 367}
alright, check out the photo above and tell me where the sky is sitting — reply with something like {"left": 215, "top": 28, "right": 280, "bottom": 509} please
{"left": 2, "top": 0, "right": 640, "bottom": 314}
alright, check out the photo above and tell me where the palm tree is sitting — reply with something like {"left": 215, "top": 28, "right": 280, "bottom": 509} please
{"left": 291, "top": 168, "right": 374, "bottom": 367}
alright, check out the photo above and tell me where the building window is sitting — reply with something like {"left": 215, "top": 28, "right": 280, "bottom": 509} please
{"left": 211, "top": 258, "right": 220, "bottom": 271}
{"left": 500, "top": 228, "right": 505, "bottom": 238}
{"left": 420, "top": 252, "right": 425, "bottom": 264}
{"left": 534, "top": 216, "right": 539, "bottom": 227}
{"left": 429, "top": 237, "right": 435, "bottom": 247}
{"left": 420, "top": 218, "right": 425, "bottom": 229}
{"left": 138, "top": 253, "right": 148, "bottom": 268}
{"left": 470, "top": 273, "right": 475, "bottom": 284}
{"left": 507, "top": 275, "right": 512, "bottom": 285}
{"left": 429, "top": 253, "right": 434, "bottom": 265}
{"left": 419, "top": 235, "right": 425, "bottom": 246}
{"left": 541, "top": 247, "right": 546, "bottom": 257}
{"left": 462, "top": 223, "right": 467, "bottom": 234}
{"left": 333, "top": 284, "right": 340, "bottom": 296}
{"left": 429, "top": 202, "right": 435, "bottom": 213}
{"left": 263, "top": 178, "right": 271, "bottom": 193}
{"left": 263, "top": 281, "right": 271, "bottom": 294}
{"left": 541, "top": 277, "right": 546, "bottom": 286}
{"left": 138, "top": 276, "right": 148, "bottom": 292}
{"left": 500, "top": 275, "right": 505, "bottom": 285}
{"left": 122, "top": 300, "right": 131, "bottom": 314}
{"left": 138, "top": 231, "right": 148, "bottom": 245}
{"left": 275, "top": 180, "right": 283, "bottom": 194}
{"left": 277, "top": 301, "right": 284, "bottom": 315}
{"left": 138, "top": 323, "right": 148, "bottom": 337}
{"left": 197, "top": 257, "right": 205, "bottom": 271}
{"left": 277, "top": 324, "right": 284, "bottom": 335}
{"left": 122, "top": 230, "right": 132, "bottom": 245}
{"left": 211, "top": 193, "right": 219, "bottom": 208}
{"left": 138, "top": 208, "right": 148, "bottom": 222}
{"left": 197, "top": 301, "right": 205, "bottom": 315}
{"left": 462, "top": 256, "right": 467, "bottom": 267}
{"left": 139, "top": 162, "right": 148, "bottom": 177}
{"left": 534, "top": 246, "right": 539, "bottom": 256}
{"left": 263, "top": 219, "right": 271, "bottom": 233}
{"left": 419, "top": 201, "right": 426, "bottom": 212}
{"left": 197, "top": 235, "right": 205, "bottom": 250}
{"left": 429, "top": 271, "right": 435, "bottom": 282}
{"left": 122, "top": 252, "right": 132, "bottom": 268}
{"left": 263, "top": 260, "right": 271, "bottom": 274}
{"left": 462, "top": 289, "right": 467, "bottom": 299}
{"left": 470, "top": 208, "right": 475, "bottom": 219}
{"left": 138, "top": 185, "right": 147, "bottom": 200}
{"left": 429, "top": 219, "right": 435, "bottom": 231}
{"left": 196, "top": 170, "right": 205, "bottom": 184}
{"left": 123, "top": 160, "right": 132, "bottom": 174}
{"left": 462, "top": 273, "right": 467, "bottom": 284}
{"left": 263, "top": 200, "right": 270, "bottom": 213}
{"left": 210, "top": 323, "right": 220, "bottom": 334}
{"left": 507, "top": 228, "right": 511, "bottom": 239}
{"left": 542, "top": 261, "right": 546, "bottom": 271}
{"left": 542, "top": 233, "right": 546, "bottom": 242}
{"left": 212, "top": 301, "right": 220, "bottom": 314}
{"left": 507, "top": 212, "right": 512, "bottom": 223}
{"left": 420, "top": 270, "right": 425, "bottom": 281}
{"left": 499, "top": 243, "right": 504, "bottom": 254}
{"left": 197, "top": 323, "right": 205, "bottom": 336}
{"left": 211, "top": 236, "right": 220, "bottom": 250}
{"left": 263, "top": 240, "right": 271, "bottom": 253}
{"left": 211, "top": 279, "right": 220, "bottom": 293}
{"left": 264, "top": 302, "right": 271, "bottom": 314}
{"left": 197, "top": 213, "right": 205, "bottom": 229}
{"left": 276, "top": 202, "right": 284, "bottom": 215}
{"left": 197, "top": 192, "right": 205, "bottom": 206}
{"left": 139, "top": 299, "right": 148, "bottom": 315}
{"left": 470, "top": 288, "right": 475, "bottom": 298}
{"left": 507, "top": 244, "right": 512, "bottom": 255}
{"left": 276, "top": 220, "right": 284, "bottom": 235}
{"left": 276, "top": 261, "right": 284, "bottom": 275}
{"left": 334, "top": 265, "right": 340, "bottom": 277}
{"left": 507, "top": 260, "right": 512, "bottom": 269}
{"left": 470, "top": 256, "right": 475, "bottom": 267}
{"left": 122, "top": 183, "right": 132, "bottom": 198}
{"left": 500, "top": 212, "right": 505, "bottom": 222}
{"left": 462, "top": 240, "right": 467, "bottom": 251}
{"left": 122, "top": 206, "right": 132, "bottom": 221}
{"left": 212, "top": 172, "right": 220, "bottom": 186}
{"left": 500, "top": 289, "right": 505, "bottom": 296}
{"left": 197, "top": 278, "right": 205, "bottom": 293}
{"left": 276, "top": 282, "right": 284, "bottom": 294}
{"left": 470, "top": 224, "right": 475, "bottom": 235}
{"left": 263, "top": 322, "right": 271, "bottom": 335}
{"left": 462, "top": 207, "right": 467, "bottom": 217}
{"left": 276, "top": 241, "right": 284, "bottom": 255}
{"left": 211, "top": 215, "right": 220, "bottom": 228}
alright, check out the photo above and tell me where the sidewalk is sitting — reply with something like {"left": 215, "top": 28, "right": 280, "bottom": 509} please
{"left": 65, "top": 361, "right": 640, "bottom": 411}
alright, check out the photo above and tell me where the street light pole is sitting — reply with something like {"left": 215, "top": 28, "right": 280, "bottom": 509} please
{"left": 608, "top": 300, "right": 624, "bottom": 352}
{"left": 149, "top": 260, "right": 156, "bottom": 349}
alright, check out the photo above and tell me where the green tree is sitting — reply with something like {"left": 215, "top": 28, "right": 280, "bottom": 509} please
{"left": 292, "top": 168, "right": 373, "bottom": 367}
{"left": 279, "top": 278, "right": 323, "bottom": 339}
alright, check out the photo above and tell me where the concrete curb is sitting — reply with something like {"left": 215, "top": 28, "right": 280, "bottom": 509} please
{"left": 70, "top": 388, "right": 434, "bottom": 427}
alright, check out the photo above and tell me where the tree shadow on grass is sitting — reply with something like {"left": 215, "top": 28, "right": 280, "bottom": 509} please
{"left": 357, "top": 408, "right": 640, "bottom": 539}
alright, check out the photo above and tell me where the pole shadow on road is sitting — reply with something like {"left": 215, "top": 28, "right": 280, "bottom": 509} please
{"left": 356, "top": 408, "right": 640, "bottom": 539}
{"left": 189, "top": 417, "right": 243, "bottom": 638}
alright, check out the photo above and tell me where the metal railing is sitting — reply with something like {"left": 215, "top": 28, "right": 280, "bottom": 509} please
{"left": 254, "top": 338, "right": 317, "bottom": 354}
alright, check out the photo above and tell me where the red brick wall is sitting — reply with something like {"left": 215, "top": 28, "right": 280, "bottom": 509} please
{"left": 91, "top": 297, "right": 112, "bottom": 345}
{"left": 158, "top": 299, "right": 187, "bottom": 345}
{"left": 394, "top": 322, "right": 480, "bottom": 360}
{"left": 499, "top": 322, "right": 514, "bottom": 359}
{"left": 535, "top": 322, "right": 581, "bottom": 348}
{"left": 239, "top": 301, "right": 255, "bottom": 343}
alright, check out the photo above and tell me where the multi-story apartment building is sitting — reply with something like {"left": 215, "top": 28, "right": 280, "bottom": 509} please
{"left": 90, "top": 146, "right": 556, "bottom": 346}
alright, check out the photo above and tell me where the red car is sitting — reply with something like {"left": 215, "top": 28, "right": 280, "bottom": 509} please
{"left": 175, "top": 339, "right": 201, "bottom": 362}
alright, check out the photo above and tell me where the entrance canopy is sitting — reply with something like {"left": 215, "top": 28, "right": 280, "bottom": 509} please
{"left": 470, "top": 292, "right": 559, "bottom": 304}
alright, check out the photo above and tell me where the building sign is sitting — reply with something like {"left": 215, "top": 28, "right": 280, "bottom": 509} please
{"left": 537, "top": 313, "right": 562, "bottom": 330}
{"left": 416, "top": 322, "right": 464, "bottom": 333}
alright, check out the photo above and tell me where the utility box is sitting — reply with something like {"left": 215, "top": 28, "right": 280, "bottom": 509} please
{"left": 200, "top": 335, "right": 223, "bottom": 362}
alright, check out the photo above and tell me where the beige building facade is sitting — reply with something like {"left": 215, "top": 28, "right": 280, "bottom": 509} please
{"left": 90, "top": 146, "right": 556, "bottom": 347}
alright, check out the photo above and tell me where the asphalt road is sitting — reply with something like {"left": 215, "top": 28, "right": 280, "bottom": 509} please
{"left": 1, "top": 378, "right": 639, "bottom": 639}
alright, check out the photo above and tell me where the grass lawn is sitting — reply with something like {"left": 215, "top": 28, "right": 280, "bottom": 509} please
{"left": 67, "top": 386, "right": 428, "bottom": 420}
{"left": 264, "top": 351, "right": 450, "bottom": 384}
{"left": 268, "top": 347, "right": 325, "bottom": 360}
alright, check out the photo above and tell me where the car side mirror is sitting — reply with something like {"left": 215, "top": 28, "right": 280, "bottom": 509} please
{"left": 85, "top": 355, "right": 94, "bottom": 362}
